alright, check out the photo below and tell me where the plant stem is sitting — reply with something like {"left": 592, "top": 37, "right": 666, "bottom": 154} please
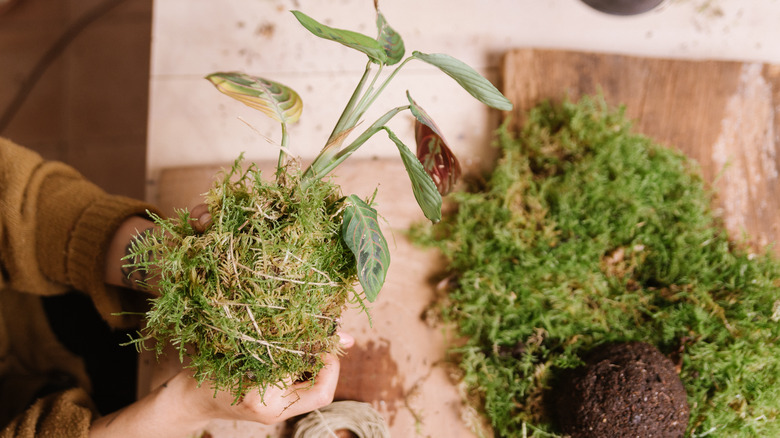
{"left": 301, "top": 63, "right": 373, "bottom": 184}
{"left": 327, "top": 62, "right": 372, "bottom": 145}
{"left": 362, "top": 56, "right": 414, "bottom": 111}
{"left": 276, "top": 122, "right": 289, "bottom": 180}
{"left": 345, "top": 63, "right": 385, "bottom": 129}
{"left": 301, "top": 105, "right": 410, "bottom": 188}
{"left": 336, "top": 57, "right": 412, "bottom": 136}
{"left": 302, "top": 57, "right": 416, "bottom": 186}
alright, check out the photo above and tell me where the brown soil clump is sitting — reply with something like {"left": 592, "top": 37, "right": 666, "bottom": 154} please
{"left": 554, "top": 341, "right": 689, "bottom": 437}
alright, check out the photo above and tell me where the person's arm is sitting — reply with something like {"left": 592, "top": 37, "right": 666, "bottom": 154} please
{"left": 90, "top": 334, "right": 353, "bottom": 438}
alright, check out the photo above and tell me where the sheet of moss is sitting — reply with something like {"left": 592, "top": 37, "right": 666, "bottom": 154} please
{"left": 411, "top": 97, "right": 780, "bottom": 437}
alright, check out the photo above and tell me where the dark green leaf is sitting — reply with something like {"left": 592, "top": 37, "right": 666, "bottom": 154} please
{"left": 292, "top": 10, "right": 387, "bottom": 64}
{"left": 341, "top": 195, "right": 390, "bottom": 301}
{"left": 375, "top": 11, "right": 404, "bottom": 65}
{"left": 383, "top": 127, "right": 442, "bottom": 223}
{"left": 413, "top": 51, "right": 513, "bottom": 111}
{"left": 206, "top": 72, "right": 302, "bottom": 124}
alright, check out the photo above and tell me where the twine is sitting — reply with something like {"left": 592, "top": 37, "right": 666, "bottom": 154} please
{"left": 293, "top": 401, "right": 390, "bottom": 438}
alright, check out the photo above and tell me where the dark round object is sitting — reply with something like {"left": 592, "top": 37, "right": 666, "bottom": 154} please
{"left": 554, "top": 342, "right": 689, "bottom": 438}
{"left": 580, "top": 0, "right": 665, "bottom": 16}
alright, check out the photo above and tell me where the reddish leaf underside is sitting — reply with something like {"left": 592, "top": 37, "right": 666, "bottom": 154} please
{"left": 414, "top": 119, "right": 461, "bottom": 196}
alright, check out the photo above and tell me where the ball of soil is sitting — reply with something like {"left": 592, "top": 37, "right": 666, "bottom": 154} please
{"left": 554, "top": 342, "right": 689, "bottom": 438}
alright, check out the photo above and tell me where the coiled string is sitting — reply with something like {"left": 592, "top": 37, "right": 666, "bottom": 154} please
{"left": 293, "top": 401, "right": 390, "bottom": 438}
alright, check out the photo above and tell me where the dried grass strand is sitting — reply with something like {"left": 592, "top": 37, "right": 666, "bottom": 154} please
{"left": 236, "top": 262, "right": 340, "bottom": 287}
{"left": 203, "top": 323, "right": 305, "bottom": 356}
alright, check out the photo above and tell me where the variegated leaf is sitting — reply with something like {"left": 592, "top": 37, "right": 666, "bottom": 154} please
{"left": 292, "top": 10, "right": 387, "bottom": 65}
{"left": 383, "top": 127, "right": 442, "bottom": 223}
{"left": 407, "top": 92, "right": 462, "bottom": 196}
{"left": 375, "top": 11, "right": 404, "bottom": 65}
{"left": 206, "top": 72, "right": 302, "bottom": 124}
{"left": 413, "top": 51, "right": 514, "bottom": 111}
{"left": 341, "top": 195, "right": 390, "bottom": 302}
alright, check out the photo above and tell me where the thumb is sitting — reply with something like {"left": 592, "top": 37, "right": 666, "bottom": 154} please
{"left": 189, "top": 204, "right": 212, "bottom": 233}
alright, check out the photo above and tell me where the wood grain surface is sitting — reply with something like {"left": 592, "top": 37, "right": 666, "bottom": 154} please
{"left": 503, "top": 48, "right": 780, "bottom": 254}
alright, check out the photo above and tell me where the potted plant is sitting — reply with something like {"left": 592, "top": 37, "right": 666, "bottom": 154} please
{"left": 127, "top": 4, "right": 512, "bottom": 401}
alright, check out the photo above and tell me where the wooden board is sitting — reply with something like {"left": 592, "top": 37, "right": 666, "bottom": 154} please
{"left": 503, "top": 48, "right": 780, "bottom": 255}
{"left": 141, "top": 48, "right": 780, "bottom": 437}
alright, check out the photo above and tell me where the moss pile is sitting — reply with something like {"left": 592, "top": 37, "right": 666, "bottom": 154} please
{"left": 412, "top": 97, "right": 780, "bottom": 436}
{"left": 129, "top": 159, "right": 359, "bottom": 399}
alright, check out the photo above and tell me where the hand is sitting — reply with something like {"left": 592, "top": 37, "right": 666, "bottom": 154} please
{"left": 189, "top": 203, "right": 212, "bottom": 233}
{"left": 90, "top": 332, "right": 355, "bottom": 438}
{"left": 105, "top": 204, "right": 211, "bottom": 291}
{"left": 189, "top": 332, "right": 354, "bottom": 424}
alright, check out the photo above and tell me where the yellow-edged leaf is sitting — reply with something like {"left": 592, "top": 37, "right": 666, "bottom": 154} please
{"left": 206, "top": 72, "right": 303, "bottom": 124}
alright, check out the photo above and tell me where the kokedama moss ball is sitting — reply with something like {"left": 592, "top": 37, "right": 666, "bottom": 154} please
{"left": 554, "top": 342, "right": 689, "bottom": 438}
{"left": 129, "top": 160, "right": 360, "bottom": 399}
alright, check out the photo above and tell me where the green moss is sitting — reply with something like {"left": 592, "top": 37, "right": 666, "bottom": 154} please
{"left": 128, "top": 158, "right": 359, "bottom": 400}
{"left": 411, "top": 97, "right": 780, "bottom": 436}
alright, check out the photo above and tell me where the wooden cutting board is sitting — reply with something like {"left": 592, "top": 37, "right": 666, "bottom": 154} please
{"left": 502, "top": 48, "right": 780, "bottom": 255}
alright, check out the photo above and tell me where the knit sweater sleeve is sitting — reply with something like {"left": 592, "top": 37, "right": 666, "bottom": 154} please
{"left": 0, "top": 389, "right": 94, "bottom": 438}
{"left": 0, "top": 137, "right": 160, "bottom": 327}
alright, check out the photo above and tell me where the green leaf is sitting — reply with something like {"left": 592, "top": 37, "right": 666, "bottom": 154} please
{"left": 407, "top": 92, "right": 444, "bottom": 138}
{"left": 341, "top": 195, "right": 390, "bottom": 301}
{"left": 206, "top": 72, "right": 302, "bottom": 124}
{"left": 383, "top": 127, "right": 442, "bottom": 223}
{"left": 412, "top": 51, "right": 514, "bottom": 111}
{"left": 375, "top": 11, "right": 404, "bottom": 65}
{"left": 292, "top": 10, "right": 387, "bottom": 64}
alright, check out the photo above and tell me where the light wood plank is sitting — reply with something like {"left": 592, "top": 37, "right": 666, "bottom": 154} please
{"left": 503, "top": 48, "right": 780, "bottom": 254}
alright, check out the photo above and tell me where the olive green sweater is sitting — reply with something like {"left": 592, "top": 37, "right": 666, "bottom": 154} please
{"left": 0, "top": 138, "right": 158, "bottom": 437}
